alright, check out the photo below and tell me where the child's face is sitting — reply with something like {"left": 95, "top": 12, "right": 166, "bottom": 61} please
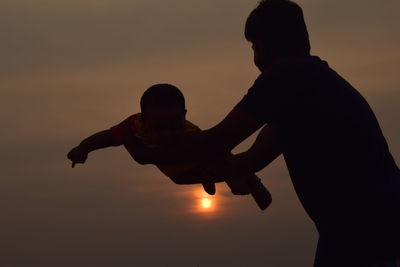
{"left": 142, "top": 107, "right": 187, "bottom": 137}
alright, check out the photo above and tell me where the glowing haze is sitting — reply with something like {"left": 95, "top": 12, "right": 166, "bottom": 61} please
{"left": 1, "top": 0, "right": 399, "bottom": 266}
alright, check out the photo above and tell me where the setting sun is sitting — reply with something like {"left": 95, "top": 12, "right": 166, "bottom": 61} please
{"left": 191, "top": 187, "right": 218, "bottom": 213}
{"left": 201, "top": 198, "right": 212, "bottom": 209}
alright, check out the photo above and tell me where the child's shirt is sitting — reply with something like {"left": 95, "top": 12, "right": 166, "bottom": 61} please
{"left": 110, "top": 113, "right": 201, "bottom": 182}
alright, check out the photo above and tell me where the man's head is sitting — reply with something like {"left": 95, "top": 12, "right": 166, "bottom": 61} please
{"left": 245, "top": 0, "right": 310, "bottom": 71}
{"left": 140, "top": 84, "right": 187, "bottom": 135}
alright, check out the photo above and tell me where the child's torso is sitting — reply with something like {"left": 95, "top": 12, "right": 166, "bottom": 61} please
{"left": 129, "top": 113, "right": 201, "bottom": 180}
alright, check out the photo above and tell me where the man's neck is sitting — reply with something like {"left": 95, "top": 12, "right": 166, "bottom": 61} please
{"left": 262, "top": 52, "right": 311, "bottom": 71}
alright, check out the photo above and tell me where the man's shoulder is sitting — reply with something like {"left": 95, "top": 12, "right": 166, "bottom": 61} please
{"left": 126, "top": 112, "right": 142, "bottom": 121}
{"left": 264, "top": 56, "right": 329, "bottom": 76}
{"left": 256, "top": 56, "right": 335, "bottom": 93}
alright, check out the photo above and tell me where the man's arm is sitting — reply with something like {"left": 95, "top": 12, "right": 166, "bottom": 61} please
{"left": 67, "top": 130, "right": 119, "bottom": 167}
{"left": 134, "top": 109, "right": 265, "bottom": 165}
{"left": 231, "top": 124, "right": 282, "bottom": 173}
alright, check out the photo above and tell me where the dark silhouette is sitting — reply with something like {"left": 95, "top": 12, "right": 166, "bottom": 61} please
{"left": 125, "top": 0, "right": 400, "bottom": 266}
{"left": 67, "top": 84, "right": 272, "bottom": 210}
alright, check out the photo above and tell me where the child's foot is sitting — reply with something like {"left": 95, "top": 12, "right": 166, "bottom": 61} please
{"left": 225, "top": 177, "right": 252, "bottom": 195}
{"left": 248, "top": 175, "right": 272, "bottom": 211}
{"left": 202, "top": 182, "right": 216, "bottom": 195}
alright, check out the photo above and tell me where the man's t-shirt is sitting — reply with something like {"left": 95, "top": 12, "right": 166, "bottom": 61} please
{"left": 235, "top": 56, "right": 400, "bottom": 258}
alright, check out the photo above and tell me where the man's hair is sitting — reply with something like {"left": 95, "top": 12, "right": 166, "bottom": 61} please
{"left": 245, "top": 0, "right": 310, "bottom": 56}
{"left": 140, "top": 84, "right": 186, "bottom": 112}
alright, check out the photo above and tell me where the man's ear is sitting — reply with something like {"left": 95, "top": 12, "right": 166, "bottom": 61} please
{"left": 182, "top": 109, "right": 187, "bottom": 120}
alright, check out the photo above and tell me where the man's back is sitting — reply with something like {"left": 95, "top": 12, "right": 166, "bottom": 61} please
{"left": 235, "top": 56, "right": 400, "bottom": 261}
{"left": 274, "top": 57, "right": 400, "bottom": 220}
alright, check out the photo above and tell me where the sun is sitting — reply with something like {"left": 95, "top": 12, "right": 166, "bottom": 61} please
{"left": 201, "top": 198, "right": 212, "bottom": 209}
{"left": 192, "top": 187, "right": 217, "bottom": 213}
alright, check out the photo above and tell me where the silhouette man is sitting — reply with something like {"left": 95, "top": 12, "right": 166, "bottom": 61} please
{"left": 128, "top": 0, "right": 400, "bottom": 266}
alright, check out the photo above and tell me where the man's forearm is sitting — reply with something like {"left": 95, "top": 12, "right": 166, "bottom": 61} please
{"left": 135, "top": 109, "right": 264, "bottom": 165}
{"left": 79, "top": 130, "right": 119, "bottom": 153}
{"left": 232, "top": 125, "right": 282, "bottom": 173}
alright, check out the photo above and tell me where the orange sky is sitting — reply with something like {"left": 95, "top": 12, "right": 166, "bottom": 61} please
{"left": 1, "top": 0, "right": 399, "bottom": 266}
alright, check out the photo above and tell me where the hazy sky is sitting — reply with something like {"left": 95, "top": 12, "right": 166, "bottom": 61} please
{"left": 1, "top": 0, "right": 399, "bottom": 266}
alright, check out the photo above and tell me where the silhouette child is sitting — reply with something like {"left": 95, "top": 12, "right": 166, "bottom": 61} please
{"left": 67, "top": 84, "right": 272, "bottom": 210}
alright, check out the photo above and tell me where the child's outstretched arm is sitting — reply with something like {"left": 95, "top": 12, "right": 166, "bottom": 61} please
{"left": 67, "top": 130, "right": 119, "bottom": 168}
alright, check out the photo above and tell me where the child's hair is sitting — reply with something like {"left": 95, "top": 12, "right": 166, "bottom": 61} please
{"left": 140, "top": 84, "right": 186, "bottom": 112}
{"left": 245, "top": 0, "right": 310, "bottom": 56}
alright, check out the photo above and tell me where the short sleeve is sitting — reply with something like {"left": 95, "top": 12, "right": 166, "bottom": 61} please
{"left": 234, "top": 73, "right": 282, "bottom": 124}
{"left": 110, "top": 115, "right": 138, "bottom": 145}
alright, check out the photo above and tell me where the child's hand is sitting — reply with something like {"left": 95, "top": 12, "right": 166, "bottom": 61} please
{"left": 67, "top": 146, "right": 88, "bottom": 168}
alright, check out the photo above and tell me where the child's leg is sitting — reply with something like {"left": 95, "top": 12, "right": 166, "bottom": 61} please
{"left": 170, "top": 164, "right": 223, "bottom": 195}
{"left": 189, "top": 159, "right": 273, "bottom": 210}
{"left": 246, "top": 174, "right": 272, "bottom": 211}
{"left": 223, "top": 171, "right": 272, "bottom": 210}
{"left": 225, "top": 177, "right": 252, "bottom": 195}
{"left": 202, "top": 182, "right": 216, "bottom": 195}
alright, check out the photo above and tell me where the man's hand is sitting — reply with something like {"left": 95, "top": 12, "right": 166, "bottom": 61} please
{"left": 67, "top": 146, "right": 88, "bottom": 168}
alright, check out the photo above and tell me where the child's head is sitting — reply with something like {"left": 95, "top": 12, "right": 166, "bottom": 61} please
{"left": 245, "top": 0, "right": 310, "bottom": 70}
{"left": 140, "top": 84, "right": 187, "bottom": 135}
